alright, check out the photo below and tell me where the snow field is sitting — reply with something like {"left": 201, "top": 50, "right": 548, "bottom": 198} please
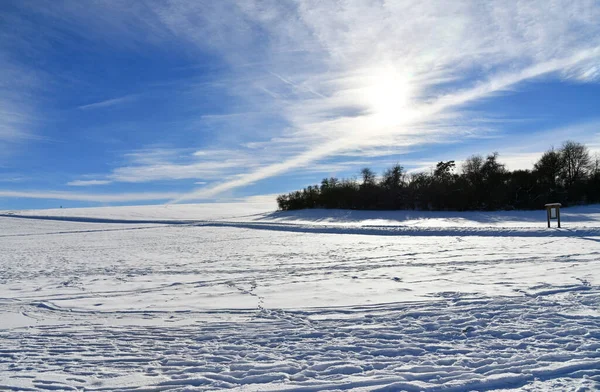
{"left": 0, "top": 204, "right": 599, "bottom": 391}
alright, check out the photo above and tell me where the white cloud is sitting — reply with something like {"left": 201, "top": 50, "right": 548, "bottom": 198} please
{"left": 67, "top": 146, "right": 295, "bottom": 186}
{"left": 0, "top": 100, "right": 32, "bottom": 141}
{"left": 0, "top": 190, "right": 180, "bottom": 203}
{"left": 8, "top": 1, "right": 600, "bottom": 202}
{"left": 404, "top": 120, "right": 600, "bottom": 174}
{"left": 67, "top": 180, "right": 113, "bottom": 186}
{"left": 236, "top": 193, "right": 281, "bottom": 206}
{"left": 78, "top": 94, "right": 138, "bottom": 110}
{"left": 107, "top": 147, "right": 269, "bottom": 183}
{"left": 0, "top": 57, "right": 38, "bottom": 152}
{"left": 0, "top": 175, "right": 26, "bottom": 183}
{"left": 158, "top": 0, "right": 600, "bottom": 201}
{"left": 172, "top": 50, "right": 600, "bottom": 202}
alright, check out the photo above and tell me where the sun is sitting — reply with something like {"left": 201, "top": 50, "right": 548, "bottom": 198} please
{"left": 363, "top": 66, "right": 415, "bottom": 128}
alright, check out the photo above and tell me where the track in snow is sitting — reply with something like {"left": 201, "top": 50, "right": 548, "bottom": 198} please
{"left": 1, "top": 207, "right": 599, "bottom": 391}
{"left": 2, "top": 294, "right": 600, "bottom": 391}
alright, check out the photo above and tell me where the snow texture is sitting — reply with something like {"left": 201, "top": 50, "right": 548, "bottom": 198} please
{"left": 1, "top": 203, "right": 599, "bottom": 391}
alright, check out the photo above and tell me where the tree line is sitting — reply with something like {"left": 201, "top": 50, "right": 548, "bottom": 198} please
{"left": 277, "top": 140, "right": 600, "bottom": 211}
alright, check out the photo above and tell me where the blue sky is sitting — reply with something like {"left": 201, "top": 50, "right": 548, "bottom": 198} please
{"left": 1, "top": 1, "right": 600, "bottom": 209}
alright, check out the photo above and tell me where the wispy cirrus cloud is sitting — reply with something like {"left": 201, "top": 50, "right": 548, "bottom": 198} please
{"left": 405, "top": 119, "right": 600, "bottom": 174}
{"left": 67, "top": 144, "right": 304, "bottom": 186}
{"left": 154, "top": 0, "right": 600, "bottom": 201}
{"left": 78, "top": 94, "right": 138, "bottom": 110}
{"left": 108, "top": 147, "right": 267, "bottom": 183}
{"left": 4, "top": 1, "right": 600, "bottom": 205}
{"left": 0, "top": 190, "right": 179, "bottom": 203}
{"left": 65, "top": 142, "right": 374, "bottom": 188}
{"left": 173, "top": 48, "right": 600, "bottom": 201}
{"left": 67, "top": 180, "right": 113, "bottom": 186}
{"left": 0, "top": 56, "right": 39, "bottom": 153}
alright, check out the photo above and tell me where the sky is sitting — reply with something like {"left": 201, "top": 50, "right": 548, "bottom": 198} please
{"left": 1, "top": 0, "right": 600, "bottom": 210}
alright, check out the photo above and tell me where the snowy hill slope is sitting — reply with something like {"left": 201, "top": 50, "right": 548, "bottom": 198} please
{"left": 4, "top": 202, "right": 600, "bottom": 227}
{"left": 1, "top": 204, "right": 599, "bottom": 391}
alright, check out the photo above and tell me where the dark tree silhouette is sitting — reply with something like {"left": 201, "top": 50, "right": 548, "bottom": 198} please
{"left": 360, "top": 167, "right": 376, "bottom": 187}
{"left": 276, "top": 140, "right": 600, "bottom": 211}
{"left": 560, "top": 140, "right": 591, "bottom": 188}
{"left": 534, "top": 148, "right": 562, "bottom": 187}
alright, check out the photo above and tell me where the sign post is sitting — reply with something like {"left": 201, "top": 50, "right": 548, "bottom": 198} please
{"left": 545, "top": 203, "right": 561, "bottom": 228}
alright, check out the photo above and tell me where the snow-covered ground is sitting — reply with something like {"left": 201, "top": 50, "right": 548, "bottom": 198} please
{"left": 1, "top": 204, "right": 599, "bottom": 391}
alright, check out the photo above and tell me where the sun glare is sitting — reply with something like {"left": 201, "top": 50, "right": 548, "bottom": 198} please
{"left": 363, "top": 66, "right": 414, "bottom": 128}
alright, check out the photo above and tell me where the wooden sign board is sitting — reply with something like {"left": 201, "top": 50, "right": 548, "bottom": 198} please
{"left": 545, "top": 203, "right": 561, "bottom": 228}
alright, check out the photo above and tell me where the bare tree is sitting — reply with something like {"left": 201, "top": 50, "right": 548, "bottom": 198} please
{"left": 462, "top": 155, "right": 484, "bottom": 185}
{"left": 360, "top": 167, "right": 376, "bottom": 187}
{"left": 534, "top": 147, "right": 562, "bottom": 188}
{"left": 593, "top": 153, "right": 600, "bottom": 176}
{"left": 462, "top": 155, "right": 483, "bottom": 174}
{"left": 560, "top": 140, "right": 592, "bottom": 187}
{"left": 481, "top": 152, "right": 507, "bottom": 181}
{"left": 381, "top": 164, "right": 405, "bottom": 189}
